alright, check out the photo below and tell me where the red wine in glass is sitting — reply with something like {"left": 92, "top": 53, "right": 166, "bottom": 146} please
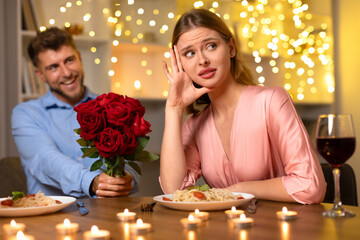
{"left": 316, "top": 137, "right": 356, "bottom": 168}
{"left": 315, "top": 114, "right": 356, "bottom": 217}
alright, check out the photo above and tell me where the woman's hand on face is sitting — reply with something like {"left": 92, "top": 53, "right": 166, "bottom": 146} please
{"left": 162, "top": 45, "right": 212, "bottom": 110}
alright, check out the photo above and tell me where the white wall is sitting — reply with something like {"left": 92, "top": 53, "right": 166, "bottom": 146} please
{"left": 335, "top": 0, "right": 360, "bottom": 203}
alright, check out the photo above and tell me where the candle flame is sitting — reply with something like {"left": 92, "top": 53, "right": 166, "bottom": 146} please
{"left": 10, "top": 220, "right": 17, "bottom": 227}
{"left": 136, "top": 219, "right": 143, "bottom": 225}
{"left": 195, "top": 209, "right": 200, "bottom": 214}
{"left": 64, "top": 218, "right": 70, "bottom": 226}
{"left": 91, "top": 225, "right": 99, "bottom": 233}
{"left": 282, "top": 207, "right": 288, "bottom": 213}
{"left": 231, "top": 206, "right": 236, "bottom": 212}
{"left": 124, "top": 208, "right": 129, "bottom": 214}
{"left": 16, "top": 231, "right": 25, "bottom": 240}
{"left": 240, "top": 213, "right": 246, "bottom": 220}
{"left": 188, "top": 214, "right": 195, "bottom": 221}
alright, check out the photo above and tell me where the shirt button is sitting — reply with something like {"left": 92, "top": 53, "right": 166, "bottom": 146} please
{"left": 78, "top": 157, "right": 82, "bottom": 161}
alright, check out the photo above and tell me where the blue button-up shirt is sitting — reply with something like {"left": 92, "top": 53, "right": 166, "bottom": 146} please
{"left": 11, "top": 88, "right": 139, "bottom": 198}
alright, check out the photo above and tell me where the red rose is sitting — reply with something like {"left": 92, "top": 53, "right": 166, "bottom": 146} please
{"left": 74, "top": 100, "right": 105, "bottom": 141}
{"left": 123, "top": 96, "right": 145, "bottom": 117}
{"left": 76, "top": 111, "right": 106, "bottom": 141}
{"left": 96, "top": 92, "right": 122, "bottom": 107}
{"left": 132, "top": 113, "right": 152, "bottom": 137}
{"left": 105, "top": 101, "right": 132, "bottom": 126}
{"left": 119, "top": 126, "right": 138, "bottom": 155}
{"left": 94, "top": 128, "right": 123, "bottom": 158}
{"left": 74, "top": 98, "right": 102, "bottom": 115}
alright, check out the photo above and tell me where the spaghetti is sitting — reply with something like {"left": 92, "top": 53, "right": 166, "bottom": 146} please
{"left": 0, "top": 191, "right": 61, "bottom": 208}
{"left": 173, "top": 188, "right": 238, "bottom": 202}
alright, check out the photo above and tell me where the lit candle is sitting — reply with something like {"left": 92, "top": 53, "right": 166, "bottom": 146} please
{"left": 117, "top": 208, "right": 137, "bottom": 222}
{"left": 83, "top": 225, "right": 110, "bottom": 240}
{"left": 2, "top": 220, "right": 26, "bottom": 236}
{"left": 56, "top": 218, "right": 79, "bottom": 235}
{"left": 191, "top": 209, "right": 209, "bottom": 221}
{"left": 225, "top": 206, "right": 244, "bottom": 219}
{"left": 276, "top": 207, "right": 298, "bottom": 221}
{"left": 180, "top": 214, "right": 201, "bottom": 229}
{"left": 8, "top": 231, "right": 34, "bottom": 240}
{"left": 232, "top": 214, "right": 254, "bottom": 229}
{"left": 130, "top": 219, "right": 152, "bottom": 234}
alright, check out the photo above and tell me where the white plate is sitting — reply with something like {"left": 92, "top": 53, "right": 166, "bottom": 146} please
{"left": 153, "top": 192, "right": 254, "bottom": 211}
{"left": 0, "top": 196, "right": 76, "bottom": 217}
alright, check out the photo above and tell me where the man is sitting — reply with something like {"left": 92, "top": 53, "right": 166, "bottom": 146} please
{"left": 11, "top": 27, "right": 138, "bottom": 198}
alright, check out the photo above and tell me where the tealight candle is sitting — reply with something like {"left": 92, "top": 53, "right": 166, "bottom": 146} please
{"left": 276, "top": 207, "right": 298, "bottom": 221}
{"left": 232, "top": 214, "right": 254, "bottom": 229}
{"left": 191, "top": 209, "right": 209, "bottom": 221}
{"left": 8, "top": 231, "right": 34, "bottom": 240}
{"left": 117, "top": 208, "right": 137, "bottom": 222}
{"left": 3, "top": 220, "right": 26, "bottom": 236}
{"left": 56, "top": 218, "right": 79, "bottom": 235}
{"left": 130, "top": 219, "right": 152, "bottom": 234}
{"left": 180, "top": 214, "right": 201, "bottom": 229}
{"left": 83, "top": 225, "right": 110, "bottom": 240}
{"left": 225, "top": 206, "right": 245, "bottom": 219}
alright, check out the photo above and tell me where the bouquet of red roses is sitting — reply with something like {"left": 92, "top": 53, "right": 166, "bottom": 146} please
{"left": 73, "top": 92, "right": 158, "bottom": 177}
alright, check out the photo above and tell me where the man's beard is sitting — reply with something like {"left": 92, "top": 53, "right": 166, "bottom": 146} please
{"left": 50, "top": 74, "right": 85, "bottom": 102}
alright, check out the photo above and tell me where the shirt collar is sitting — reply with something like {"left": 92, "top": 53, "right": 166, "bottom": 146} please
{"left": 42, "top": 87, "right": 98, "bottom": 110}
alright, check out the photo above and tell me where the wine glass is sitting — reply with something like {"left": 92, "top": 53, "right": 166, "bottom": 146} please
{"left": 316, "top": 114, "right": 356, "bottom": 217}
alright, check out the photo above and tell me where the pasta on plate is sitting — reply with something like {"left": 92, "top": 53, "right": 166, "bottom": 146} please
{"left": 0, "top": 191, "right": 61, "bottom": 208}
{"left": 173, "top": 188, "right": 239, "bottom": 202}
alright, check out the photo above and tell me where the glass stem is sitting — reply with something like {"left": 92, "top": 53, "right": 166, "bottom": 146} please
{"left": 332, "top": 167, "right": 342, "bottom": 209}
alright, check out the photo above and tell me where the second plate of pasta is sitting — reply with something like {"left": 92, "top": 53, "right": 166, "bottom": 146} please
{"left": 153, "top": 192, "right": 254, "bottom": 211}
{"left": 0, "top": 196, "right": 76, "bottom": 217}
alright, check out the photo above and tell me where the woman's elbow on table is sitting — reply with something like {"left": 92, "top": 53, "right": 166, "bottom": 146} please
{"left": 291, "top": 181, "right": 327, "bottom": 204}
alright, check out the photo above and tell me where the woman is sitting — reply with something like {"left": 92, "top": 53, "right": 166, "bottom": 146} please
{"left": 160, "top": 9, "right": 326, "bottom": 204}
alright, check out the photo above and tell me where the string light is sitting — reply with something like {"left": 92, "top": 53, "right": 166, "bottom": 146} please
{"left": 47, "top": 0, "right": 333, "bottom": 100}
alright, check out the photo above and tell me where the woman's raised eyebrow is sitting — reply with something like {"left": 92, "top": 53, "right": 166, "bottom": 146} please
{"left": 179, "top": 37, "right": 218, "bottom": 53}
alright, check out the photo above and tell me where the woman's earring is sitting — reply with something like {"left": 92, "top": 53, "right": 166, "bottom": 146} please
{"left": 231, "top": 51, "right": 235, "bottom": 57}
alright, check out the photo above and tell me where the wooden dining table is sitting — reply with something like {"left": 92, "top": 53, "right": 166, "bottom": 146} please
{"left": 1, "top": 196, "right": 359, "bottom": 240}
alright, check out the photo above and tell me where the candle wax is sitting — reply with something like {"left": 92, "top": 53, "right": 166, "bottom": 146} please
{"left": 225, "top": 206, "right": 244, "bottom": 219}
{"left": 2, "top": 220, "right": 26, "bottom": 236}
{"left": 83, "top": 225, "right": 110, "bottom": 240}
{"left": 117, "top": 209, "right": 137, "bottom": 222}
{"left": 180, "top": 214, "right": 201, "bottom": 229}
{"left": 232, "top": 214, "right": 254, "bottom": 229}
{"left": 276, "top": 207, "right": 298, "bottom": 221}
{"left": 55, "top": 219, "right": 79, "bottom": 235}
{"left": 130, "top": 219, "right": 151, "bottom": 234}
{"left": 191, "top": 209, "right": 209, "bottom": 221}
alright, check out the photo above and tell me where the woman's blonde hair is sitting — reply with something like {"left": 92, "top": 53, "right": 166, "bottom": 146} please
{"left": 172, "top": 9, "right": 255, "bottom": 114}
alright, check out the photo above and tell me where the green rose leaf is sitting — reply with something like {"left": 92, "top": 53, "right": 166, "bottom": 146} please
{"left": 82, "top": 146, "right": 98, "bottom": 158}
{"left": 133, "top": 151, "right": 159, "bottom": 162}
{"left": 76, "top": 138, "right": 88, "bottom": 147}
{"left": 73, "top": 128, "right": 81, "bottom": 135}
{"left": 126, "top": 161, "right": 142, "bottom": 176}
{"left": 90, "top": 159, "right": 103, "bottom": 171}
{"left": 134, "top": 137, "right": 149, "bottom": 153}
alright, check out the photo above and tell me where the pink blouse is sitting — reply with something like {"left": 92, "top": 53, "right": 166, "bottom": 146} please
{"left": 181, "top": 86, "right": 326, "bottom": 204}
